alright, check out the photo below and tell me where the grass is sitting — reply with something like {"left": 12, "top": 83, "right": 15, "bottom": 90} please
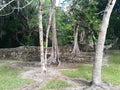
{"left": 40, "top": 79, "right": 71, "bottom": 90}
{"left": 107, "top": 50, "right": 120, "bottom": 64}
{"left": 61, "top": 65, "right": 92, "bottom": 80}
{"left": 102, "top": 64, "right": 120, "bottom": 85}
{"left": 61, "top": 50, "right": 120, "bottom": 85}
{"left": 0, "top": 65, "right": 33, "bottom": 90}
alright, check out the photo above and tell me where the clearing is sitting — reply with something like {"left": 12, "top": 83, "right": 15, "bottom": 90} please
{"left": 0, "top": 59, "right": 120, "bottom": 90}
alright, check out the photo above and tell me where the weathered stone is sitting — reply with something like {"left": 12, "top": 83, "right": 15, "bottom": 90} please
{"left": 0, "top": 46, "right": 40, "bottom": 61}
{"left": 0, "top": 46, "right": 108, "bottom": 65}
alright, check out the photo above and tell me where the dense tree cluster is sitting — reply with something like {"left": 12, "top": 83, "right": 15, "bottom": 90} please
{"left": 0, "top": 0, "right": 119, "bottom": 49}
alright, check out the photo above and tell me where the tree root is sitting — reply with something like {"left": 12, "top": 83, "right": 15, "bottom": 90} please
{"left": 83, "top": 84, "right": 110, "bottom": 90}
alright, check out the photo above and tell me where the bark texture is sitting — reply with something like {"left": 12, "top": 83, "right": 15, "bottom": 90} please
{"left": 49, "top": 0, "right": 60, "bottom": 65}
{"left": 38, "top": 0, "right": 46, "bottom": 72}
{"left": 45, "top": 9, "right": 53, "bottom": 64}
{"left": 92, "top": 0, "right": 116, "bottom": 85}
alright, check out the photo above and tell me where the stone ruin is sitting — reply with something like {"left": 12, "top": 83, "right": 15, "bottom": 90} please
{"left": 0, "top": 46, "right": 108, "bottom": 65}
{"left": 0, "top": 46, "right": 40, "bottom": 61}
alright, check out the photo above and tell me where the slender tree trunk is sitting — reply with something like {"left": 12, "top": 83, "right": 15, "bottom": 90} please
{"left": 92, "top": 0, "right": 116, "bottom": 85}
{"left": 80, "top": 30, "right": 89, "bottom": 51}
{"left": 38, "top": 0, "right": 46, "bottom": 72}
{"left": 49, "top": 0, "right": 60, "bottom": 65}
{"left": 72, "top": 23, "right": 80, "bottom": 55}
{"left": 45, "top": 9, "right": 53, "bottom": 65}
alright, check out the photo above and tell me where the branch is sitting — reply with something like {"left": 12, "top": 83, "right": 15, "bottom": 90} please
{"left": 14, "top": 0, "right": 34, "bottom": 10}
{"left": 97, "top": 10, "right": 104, "bottom": 15}
{"left": 0, "top": 0, "right": 33, "bottom": 16}
{"left": 0, "top": 9, "right": 15, "bottom": 16}
{"left": 0, "top": 0, "right": 15, "bottom": 11}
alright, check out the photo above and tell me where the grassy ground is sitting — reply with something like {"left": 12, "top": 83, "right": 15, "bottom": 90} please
{"left": 0, "top": 65, "right": 33, "bottom": 90}
{"left": 61, "top": 65, "right": 92, "bottom": 80}
{"left": 61, "top": 50, "right": 120, "bottom": 85}
{"left": 40, "top": 79, "right": 71, "bottom": 90}
{"left": 0, "top": 50, "right": 119, "bottom": 90}
{"left": 107, "top": 50, "right": 120, "bottom": 64}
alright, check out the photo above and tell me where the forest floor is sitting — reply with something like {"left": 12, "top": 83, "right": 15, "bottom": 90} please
{"left": 0, "top": 60, "right": 119, "bottom": 90}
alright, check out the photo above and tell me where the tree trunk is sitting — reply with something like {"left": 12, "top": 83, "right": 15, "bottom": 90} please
{"left": 49, "top": 0, "right": 60, "bottom": 65}
{"left": 80, "top": 30, "right": 89, "bottom": 52}
{"left": 72, "top": 23, "right": 80, "bottom": 55}
{"left": 45, "top": 9, "right": 53, "bottom": 65}
{"left": 92, "top": 0, "right": 116, "bottom": 85}
{"left": 38, "top": 0, "right": 46, "bottom": 72}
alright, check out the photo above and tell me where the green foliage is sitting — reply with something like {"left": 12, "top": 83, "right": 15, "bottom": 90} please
{"left": 0, "top": 0, "right": 119, "bottom": 49}
{"left": 56, "top": 8, "right": 73, "bottom": 45}
{"left": 83, "top": 0, "right": 100, "bottom": 32}
{"left": 0, "top": 65, "right": 33, "bottom": 90}
{"left": 69, "top": 0, "right": 100, "bottom": 30}
{"left": 0, "top": 1, "right": 39, "bottom": 48}
{"left": 67, "top": 0, "right": 100, "bottom": 46}
{"left": 40, "top": 79, "right": 71, "bottom": 90}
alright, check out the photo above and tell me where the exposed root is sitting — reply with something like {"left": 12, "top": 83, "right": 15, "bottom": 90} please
{"left": 83, "top": 84, "right": 110, "bottom": 90}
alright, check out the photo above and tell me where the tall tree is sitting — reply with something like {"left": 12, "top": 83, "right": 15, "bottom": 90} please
{"left": 49, "top": 0, "right": 60, "bottom": 65}
{"left": 45, "top": 8, "right": 53, "bottom": 67}
{"left": 92, "top": 0, "right": 116, "bottom": 85}
{"left": 38, "top": 0, "right": 46, "bottom": 72}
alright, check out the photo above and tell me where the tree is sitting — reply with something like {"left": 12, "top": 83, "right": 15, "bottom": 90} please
{"left": 66, "top": 0, "right": 100, "bottom": 53}
{"left": 49, "top": 0, "right": 60, "bottom": 65}
{"left": 0, "top": 0, "right": 39, "bottom": 48}
{"left": 71, "top": 22, "right": 80, "bottom": 54}
{"left": 38, "top": 0, "right": 46, "bottom": 72}
{"left": 92, "top": 0, "right": 116, "bottom": 85}
{"left": 45, "top": 7, "right": 53, "bottom": 68}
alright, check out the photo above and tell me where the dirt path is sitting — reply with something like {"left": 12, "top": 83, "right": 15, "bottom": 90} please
{"left": 19, "top": 67, "right": 59, "bottom": 90}
{"left": 18, "top": 66, "right": 82, "bottom": 90}
{"left": 13, "top": 62, "right": 87, "bottom": 90}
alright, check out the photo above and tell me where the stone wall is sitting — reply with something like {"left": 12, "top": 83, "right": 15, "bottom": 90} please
{"left": 0, "top": 46, "right": 108, "bottom": 65}
{"left": 0, "top": 46, "right": 95, "bottom": 64}
{"left": 0, "top": 46, "right": 40, "bottom": 61}
{"left": 61, "top": 52, "right": 95, "bottom": 64}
